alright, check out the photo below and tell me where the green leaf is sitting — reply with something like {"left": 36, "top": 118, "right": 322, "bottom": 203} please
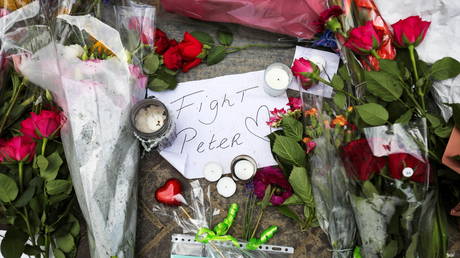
{"left": 281, "top": 194, "right": 303, "bottom": 205}
{"left": 48, "top": 193, "right": 70, "bottom": 205}
{"left": 289, "top": 167, "right": 313, "bottom": 205}
{"left": 434, "top": 125, "right": 453, "bottom": 138}
{"left": 451, "top": 155, "right": 460, "bottom": 162}
{"left": 190, "top": 31, "right": 214, "bottom": 45}
{"left": 53, "top": 248, "right": 66, "bottom": 258}
{"left": 260, "top": 185, "right": 272, "bottom": 209}
{"left": 217, "top": 28, "right": 233, "bottom": 46}
{"left": 46, "top": 180, "right": 71, "bottom": 196}
{"left": 36, "top": 155, "right": 48, "bottom": 171}
{"left": 355, "top": 103, "right": 389, "bottom": 126}
{"left": 276, "top": 206, "right": 301, "bottom": 222}
{"left": 383, "top": 240, "right": 398, "bottom": 258}
{"left": 206, "top": 45, "right": 227, "bottom": 65}
{"left": 395, "top": 109, "right": 413, "bottom": 124}
{"left": 23, "top": 245, "right": 42, "bottom": 256}
{"left": 149, "top": 78, "right": 170, "bottom": 91}
{"left": 364, "top": 71, "right": 403, "bottom": 102}
{"left": 56, "top": 234, "right": 75, "bottom": 253}
{"left": 273, "top": 136, "right": 306, "bottom": 167}
{"left": 281, "top": 117, "right": 303, "bottom": 141}
{"left": 405, "top": 233, "right": 419, "bottom": 258}
{"left": 1, "top": 227, "right": 28, "bottom": 258}
{"left": 14, "top": 184, "right": 35, "bottom": 208}
{"left": 338, "top": 65, "right": 350, "bottom": 82}
{"left": 362, "top": 181, "right": 379, "bottom": 199}
{"left": 143, "top": 54, "right": 160, "bottom": 75}
{"left": 331, "top": 74, "right": 344, "bottom": 90}
{"left": 68, "top": 215, "right": 80, "bottom": 237}
{"left": 431, "top": 57, "right": 460, "bottom": 81}
{"left": 379, "top": 59, "right": 401, "bottom": 77}
{"left": 333, "top": 92, "right": 346, "bottom": 109}
{"left": 451, "top": 103, "right": 460, "bottom": 129}
{"left": 426, "top": 113, "right": 441, "bottom": 128}
{"left": 39, "top": 152, "right": 63, "bottom": 181}
{"left": 0, "top": 174, "right": 19, "bottom": 203}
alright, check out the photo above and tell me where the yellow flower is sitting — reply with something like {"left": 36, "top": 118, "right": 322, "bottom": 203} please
{"left": 332, "top": 115, "right": 348, "bottom": 127}
{"left": 305, "top": 108, "right": 317, "bottom": 116}
{"left": 3, "top": 0, "right": 31, "bottom": 11}
{"left": 91, "top": 41, "right": 114, "bottom": 56}
{"left": 347, "top": 106, "right": 353, "bottom": 112}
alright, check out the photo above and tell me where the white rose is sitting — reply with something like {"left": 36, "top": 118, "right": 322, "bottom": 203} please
{"left": 62, "top": 45, "right": 84, "bottom": 59}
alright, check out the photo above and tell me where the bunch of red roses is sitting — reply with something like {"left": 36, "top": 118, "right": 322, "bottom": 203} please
{"left": 0, "top": 110, "right": 64, "bottom": 164}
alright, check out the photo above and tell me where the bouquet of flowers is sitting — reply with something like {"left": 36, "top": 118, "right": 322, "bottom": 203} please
{"left": 0, "top": 2, "right": 81, "bottom": 257}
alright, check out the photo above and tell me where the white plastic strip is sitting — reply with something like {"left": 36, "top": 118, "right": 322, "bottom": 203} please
{"left": 171, "top": 234, "right": 295, "bottom": 254}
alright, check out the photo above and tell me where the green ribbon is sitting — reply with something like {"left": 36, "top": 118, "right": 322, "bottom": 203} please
{"left": 195, "top": 203, "right": 240, "bottom": 247}
{"left": 246, "top": 226, "right": 278, "bottom": 250}
{"left": 353, "top": 247, "right": 362, "bottom": 258}
{"left": 195, "top": 203, "right": 279, "bottom": 251}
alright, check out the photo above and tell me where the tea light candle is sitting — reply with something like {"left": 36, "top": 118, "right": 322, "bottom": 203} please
{"left": 134, "top": 105, "right": 167, "bottom": 134}
{"left": 234, "top": 160, "right": 256, "bottom": 181}
{"left": 216, "top": 177, "right": 237, "bottom": 198}
{"left": 203, "top": 162, "right": 223, "bottom": 182}
{"left": 263, "top": 63, "right": 293, "bottom": 97}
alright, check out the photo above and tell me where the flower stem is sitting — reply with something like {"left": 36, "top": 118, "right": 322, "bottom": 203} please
{"left": 226, "top": 44, "right": 293, "bottom": 54}
{"left": 41, "top": 138, "right": 48, "bottom": 156}
{"left": 18, "top": 162, "right": 24, "bottom": 192}
{"left": 250, "top": 209, "right": 264, "bottom": 240}
{"left": 0, "top": 77, "right": 25, "bottom": 134}
{"left": 408, "top": 45, "right": 419, "bottom": 82}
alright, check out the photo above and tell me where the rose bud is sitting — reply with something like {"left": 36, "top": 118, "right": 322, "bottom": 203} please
{"left": 291, "top": 58, "right": 320, "bottom": 90}
{"left": 20, "top": 110, "right": 65, "bottom": 140}
{"left": 392, "top": 16, "right": 431, "bottom": 48}
{"left": 344, "top": 21, "right": 382, "bottom": 56}
{"left": 178, "top": 32, "right": 203, "bottom": 61}
{"left": 0, "top": 136, "right": 36, "bottom": 163}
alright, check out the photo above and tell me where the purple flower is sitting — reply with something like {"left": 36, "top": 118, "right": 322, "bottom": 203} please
{"left": 253, "top": 167, "right": 293, "bottom": 206}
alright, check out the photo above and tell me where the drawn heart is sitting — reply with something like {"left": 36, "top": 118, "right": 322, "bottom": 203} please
{"left": 245, "top": 105, "right": 272, "bottom": 142}
{"left": 155, "top": 179, "right": 184, "bottom": 206}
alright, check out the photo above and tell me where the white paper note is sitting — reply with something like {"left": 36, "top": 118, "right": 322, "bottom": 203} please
{"left": 289, "top": 46, "right": 341, "bottom": 98}
{"left": 148, "top": 71, "right": 287, "bottom": 179}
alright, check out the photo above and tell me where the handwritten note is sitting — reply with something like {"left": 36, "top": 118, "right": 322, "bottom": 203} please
{"left": 148, "top": 71, "right": 287, "bottom": 179}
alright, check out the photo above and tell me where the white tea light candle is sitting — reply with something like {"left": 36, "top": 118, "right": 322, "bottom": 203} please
{"left": 263, "top": 63, "right": 293, "bottom": 97}
{"left": 134, "top": 105, "right": 167, "bottom": 134}
{"left": 203, "top": 162, "right": 224, "bottom": 182}
{"left": 216, "top": 177, "right": 237, "bottom": 198}
{"left": 234, "top": 160, "right": 256, "bottom": 180}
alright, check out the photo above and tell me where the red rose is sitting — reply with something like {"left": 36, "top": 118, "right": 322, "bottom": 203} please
{"left": 128, "top": 17, "right": 155, "bottom": 45}
{"left": 315, "top": 5, "right": 343, "bottom": 33}
{"left": 178, "top": 32, "right": 203, "bottom": 60}
{"left": 154, "top": 29, "right": 171, "bottom": 54}
{"left": 0, "top": 136, "right": 36, "bottom": 162}
{"left": 163, "top": 45, "right": 183, "bottom": 70}
{"left": 392, "top": 16, "right": 431, "bottom": 48}
{"left": 291, "top": 58, "right": 320, "bottom": 90}
{"left": 388, "top": 153, "right": 429, "bottom": 183}
{"left": 344, "top": 21, "right": 382, "bottom": 55}
{"left": 20, "top": 110, "right": 64, "bottom": 139}
{"left": 182, "top": 58, "right": 201, "bottom": 73}
{"left": 341, "top": 138, "right": 387, "bottom": 181}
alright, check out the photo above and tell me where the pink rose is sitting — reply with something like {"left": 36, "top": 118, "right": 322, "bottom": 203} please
{"left": 20, "top": 110, "right": 65, "bottom": 139}
{"left": 129, "top": 64, "right": 148, "bottom": 89}
{"left": 392, "top": 16, "right": 431, "bottom": 48}
{"left": 344, "top": 21, "right": 382, "bottom": 55}
{"left": 0, "top": 136, "right": 36, "bottom": 163}
{"left": 291, "top": 58, "right": 320, "bottom": 90}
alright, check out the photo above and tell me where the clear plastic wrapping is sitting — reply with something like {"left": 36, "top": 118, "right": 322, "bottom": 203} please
{"left": 153, "top": 181, "right": 294, "bottom": 258}
{"left": 2, "top": 1, "right": 156, "bottom": 257}
{"left": 160, "top": 0, "right": 327, "bottom": 39}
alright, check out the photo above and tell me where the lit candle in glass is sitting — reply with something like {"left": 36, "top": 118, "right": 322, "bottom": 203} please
{"left": 263, "top": 63, "right": 293, "bottom": 97}
{"left": 231, "top": 155, "right": 257, "bottom": 181}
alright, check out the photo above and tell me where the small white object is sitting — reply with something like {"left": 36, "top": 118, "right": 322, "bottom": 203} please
{"left": 203, "top": 162, "right": 224, "bottom": 182}
{"left": 216, "top": 177, "right": 237, "bottom": 198}
{"left": 263, "top": 63, "right": 293, "bottom": 96}
{"left": 402, "top": 167, "right": 414, "bottom": 178}
{"left": 234, "top": 160, "right": 256, "bottom": 180}
{"left": 134, "top": 105, "right": 166, "bottom": 134}
{"left": 308, "top": 56, "right": 327, "bottom": 72}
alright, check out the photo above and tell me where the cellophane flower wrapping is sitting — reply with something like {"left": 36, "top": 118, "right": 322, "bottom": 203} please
{"left": 160, "top": 0, "right": 327, "bottom": 39}
{"left": 2, "top": 1, "right": 156, "bottom": 257}
{"left": 299, "top": 89, "right": 357, "bottom": 257}
{"left": 340, "top": 119, "right": 435, "bottom": 257}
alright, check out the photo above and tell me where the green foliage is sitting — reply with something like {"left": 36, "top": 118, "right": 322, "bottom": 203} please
{"left": 143, "top": 53, "right": 160, "bottom": 75}
{"left": 0, "top": 174, "right": 18, "bottom": 203}
{"left": 281, "top": 117, "right": 303, "bottom": 141}
{"left": 190, "top": 31, "right": 215, "bottom": 45}
{"left": 364, "top": 71, "right": 403, "bottom": 102}
{"left": 272, "top": 135, "right": 306, "bottom": 167}
{"left": 217, "top": 28, "right": 233, "bottom": 46}
{"left": 430, "top": 57, "right": 460, "bottom": 81}
{"left": 207, "top": 45, "right": 227, "bottom": 65}
{"left": 355, "top": 103, "right": 389, "bottom": 126}
{"left": 0, "top": 227, "right": 28, "bottom": 258}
